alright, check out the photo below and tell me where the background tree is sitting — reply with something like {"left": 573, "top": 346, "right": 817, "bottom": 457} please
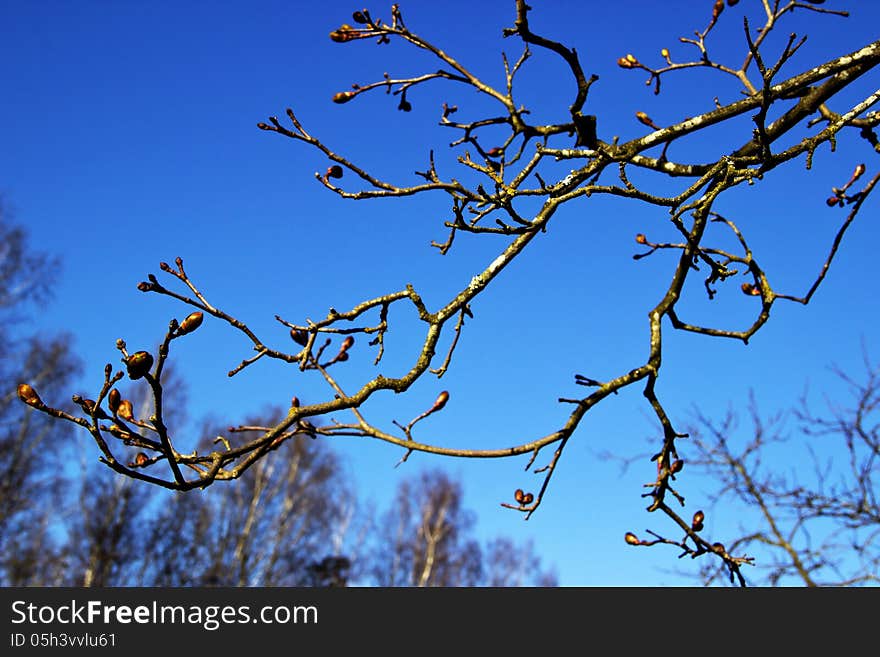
{"left": 368, "top": 469, "right": 557, "bottom": 587}
{"left": 684, "top": 357, "right": 879, "bottom": 586}
{"left": 0, "top": 199, "right": 79, "bottom": 586}
{"left": 11, "top": 1, "right": 880, "bottom": 585}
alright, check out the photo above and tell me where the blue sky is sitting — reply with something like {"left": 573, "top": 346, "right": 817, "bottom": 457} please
{"left": 2, "top": 0, "right": 879, "bottom": 585}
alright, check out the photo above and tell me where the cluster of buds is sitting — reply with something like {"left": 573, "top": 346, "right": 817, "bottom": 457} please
{"left": 513, "top": 489, "right": 535, "bottom": 506}
{"left": 329, "top": 24, "right": 359, "bottom": 43}
{"left": 617, "top": 53, "right": 640, "bottom": 69}
{"left": 826, "top": 163, "right": 866, "bottom": 207}
{"left": 336, "top": 336, "right": 355, "bottom": 361}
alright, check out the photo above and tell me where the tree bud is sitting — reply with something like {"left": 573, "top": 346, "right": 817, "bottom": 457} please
{"left": 432, "top": 390, "right": 450, "bottom": 411}
{"left": 853, "top": 163, "right": 866, "bottom": 179}
{"left": 332, "top": 91, "right": 356, "bottom": 104}
{"left": 514, "top": 488, "right": 525, "bottom": 503}
{"left": 178, "top": 311, "right": 204, "bottom": 335}
{"left": 670, "top": 459, "right": 684, "bottom": 473}
{"left": 635, "top": 233, "right": 647, "bottom": 244}
{"left": 636, "top": 111, "right": 658, "bottom": 129}
{"left": 329, "top": 25, "right": 356, "bottom": 42}
{"left": 108, "top": 388, "right": 121, "bottom": 413}
{"left": 17, "top": 383, "right": 43, "bottom": 408}
{"left": 521, "top": 492, "right": 534, "bottom": 505}
{"left": 326, "top": 165, "right": 344, "bottom": 179}
{"left": 340, "top": 336, "right": 355, "bottom": 352}
{"left": 712, "top": 0, "right": 724, "bottom": 19}
{"left": 126, "top": 351, "right": 154, "bottom": 380}
{"left": 692, "top": 510, "right": 705, "bottom": 531}
{"left": 352, "top": 11, "right": 368, "bottom": 24}
{"left": 660, "top": 48, "right": 670, "bottom": 59}
{"left": 135, "top": 452, "right": 150, "bottom": 466}
{"left": 740, "top": 282, "right": 761, "bottom": 296}
{"left": 291, "top": 329, "right": 309, "bottom": 346}
{"left": 118, "top": 400, "right": 134, "bottom": 422}
{"left": 625, "top": 532, "right": 640, "bottom": 545}
{"left": 826, "top": 195, "right": 842, "bottom": 207}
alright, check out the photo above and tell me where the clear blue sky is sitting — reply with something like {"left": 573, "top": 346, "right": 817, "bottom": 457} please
{"left": 2, "top": 0, "right": 878, "bottom": 585}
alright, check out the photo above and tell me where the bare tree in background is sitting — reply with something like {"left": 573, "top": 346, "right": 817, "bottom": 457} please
{"left": 19, "top": 1, "right": 880, "bottom": 584}
{"left": 685, "top": 357, "right": 879, "bottom": 586}
{"left": 0, "top": 200, "right": 80, "bottom": 586}
{"left": 370, "top": 469, "right": 557, "bottom": 587}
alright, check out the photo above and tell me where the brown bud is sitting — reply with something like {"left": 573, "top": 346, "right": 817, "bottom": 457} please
{"left": 290, "top": 329, "right": 309, "bottom": 346}
{"left": 712, "top": 0, "right": 724, "bottom": 19}
{"left": 853, "top": 163, "right": 866, "bottom": 179}
{"left": 398, "top": 98, "right": 412, "bottom": 112}
{"left": 826, "top": 195, "right": 842, "bottom": 207}
{"left": 108, "top": 424, "right": 130, "bottom": 440}
{"left": 692, "top": 510, "right": 705, "bottom": 531}
{"left": 178, "top": 311, "right": 204, "bottom": 335}
{"left": 336, "top": 352, "right": 349, "bottom": 361}
{"left": 340, "top": 336, "right": 355, "bottom": 353}
{"left": 291, "top": 396, "right": 300, "bottom": 408}
{"left": 514, "top": 488, "right": 525, "bottom": 504}
{"left": 670, "top": 459, "right": 684, "bottom": 473}
{"left": 636, "top": 111, "right": 658, "bottom": 129}
{"left": 326, "top": 165, "right": 344, "bottom": 179}
{"left": 625, "top": 532, "right": 641, "bottom": 546}
{"left": 17, "top": 383, "right": 43, "bottom": 408}
{"left": 332, "top": 91, "right": 356, "bottom": 104}
{"left": 486, "top": 146, "right": 504, "bottom": 158}
{"left": 135, "top": 452, "right": 150, "bottom": 467}
{"left": 329, "top": 24, "right": 356, "bottom": 43}
{"left": 617, "top": 56, "right": 636, "bottom": 69}
{"left": 352, "top": 10, "right": 368, "bottom": 24}
{"left": 257, "top": 122, "right": 271, "bottom": 131}
{"left": 137, "top": 281, "right": 153, "bottom": 292}
{"left": 740, "top": 282, "right": 761, "bottom": 297}
{"left": 118, "top": 400, "right": 134, "bottom": 422}
{"left": 432, "top": 390, "right": 450, "bottom": 411}
{"left": 108, "top": 388, "right": 121, "bottom": 413}
{"left": 712, "top": 542, "right": 726, "bottom": 554}
{"left": 635, "top": 233, "right": 647, "bottom": 244}
{"left": 126, "top": 351, "right": 154, "bottom": 380}
{"left": 521, "top": 492, "right": 534, "bottom": 505}
{"left": 727, "top": 0, "right": 739, "bottom": 6}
